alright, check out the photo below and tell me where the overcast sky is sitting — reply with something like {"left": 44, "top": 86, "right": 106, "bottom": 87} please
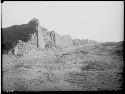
{"left": 2, "top": 1, "right": 124, "bottom": 42}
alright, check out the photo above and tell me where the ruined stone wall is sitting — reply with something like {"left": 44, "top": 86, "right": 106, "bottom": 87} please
{"left": 12, "top": 33, "right": 38, "bottom": 56}
{"left": 37, "top": 21, "right": 46, "bottom": 49}
{"left": 5, "top": 18, "right": 93, "bottom": 57}
{"left": 44, "top": 31, "right": 56, "bottom": 49}
{"left": 29, "top": 18, "right": 74, "bottom": 51}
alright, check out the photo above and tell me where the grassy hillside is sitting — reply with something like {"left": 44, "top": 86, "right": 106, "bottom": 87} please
{"left": 2, "top": 41, "right": 123, "bottom": 91}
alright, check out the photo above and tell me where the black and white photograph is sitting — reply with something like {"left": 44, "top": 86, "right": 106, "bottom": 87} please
{"left": 1, "top": 1, "right": 124, "bottom": 92}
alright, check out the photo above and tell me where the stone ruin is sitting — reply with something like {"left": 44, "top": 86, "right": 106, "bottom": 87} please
{"left": 7, "top": 18, "right": 98, "bottom": 58}
{"left": 9, "top": 18, "right": 74, "bottom": 57}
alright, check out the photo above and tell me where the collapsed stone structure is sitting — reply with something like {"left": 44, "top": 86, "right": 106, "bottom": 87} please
{"left": 6, "top": 18, "right": 74, "bottom": 57}
{"left": 36, "top": 18, "right": 73, "bottom": 50}
{"left": 3, "top": 18, "right": 96, "bottom": 57}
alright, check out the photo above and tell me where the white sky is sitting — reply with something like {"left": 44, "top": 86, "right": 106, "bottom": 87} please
{"left": 2, "top": 1, "right": 124, "bottom": 42}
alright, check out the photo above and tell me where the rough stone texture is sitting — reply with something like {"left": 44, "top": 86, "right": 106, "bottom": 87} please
{"left": 36, "top": 20, "right": 56, "bottom": 50}
{"left": 12, "top": 33, "right": 38, "bottom": 57}
{"left": 44, "top": 30, "right": 56, "bottom": 49}
{"left": 37, "top": 23, "right": 46, "bottom": 49}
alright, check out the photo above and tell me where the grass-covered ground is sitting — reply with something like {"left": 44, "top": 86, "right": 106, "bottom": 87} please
{"left": 2, "top": 42, "right": 123, "bottom": 91}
